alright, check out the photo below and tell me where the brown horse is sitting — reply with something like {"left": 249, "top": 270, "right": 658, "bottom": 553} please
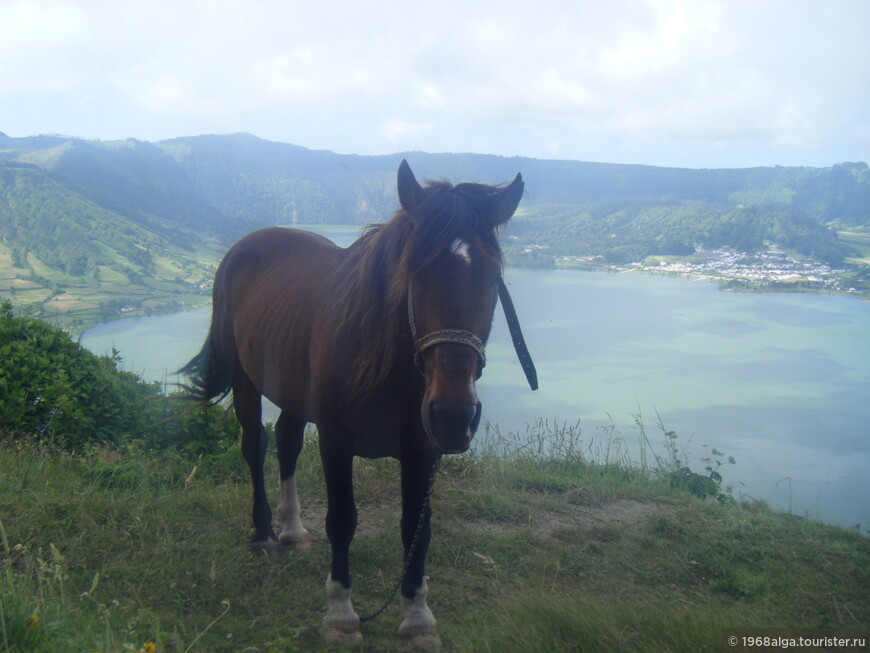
{"left": 181, "top": 160, "right": 527, "bottom": 646}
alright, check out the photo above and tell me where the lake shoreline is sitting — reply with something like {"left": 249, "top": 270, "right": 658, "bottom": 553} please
{"left": 81, "top": 268, "right": 870, "bottom": 532}
{"left": 8, "top": 222, "right": 867, "bottom": 333}
{"left": 62, "top": 258, "right": 868, "bottom": 335}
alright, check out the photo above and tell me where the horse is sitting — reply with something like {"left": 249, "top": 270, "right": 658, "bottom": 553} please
{"left": 180, "top": 160, "right": 531, "bottom": 646}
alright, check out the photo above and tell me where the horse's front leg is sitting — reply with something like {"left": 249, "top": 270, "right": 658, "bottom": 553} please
{"left": 319, "top": 441, "right": 362, "bottom": 643}
{"left": 398, "top": 451, "right": 441, "bottom": 649}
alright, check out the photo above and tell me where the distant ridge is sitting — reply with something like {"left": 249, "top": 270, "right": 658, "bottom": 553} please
{"left": 1, "top": 131, "right": 868, "bottom": 322}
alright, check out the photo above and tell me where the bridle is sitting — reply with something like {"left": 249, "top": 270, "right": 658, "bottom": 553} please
{"left": 358, "top": 274, "right": 537, "bottom": 625}
{"left": 407, "top": 277, "right": 538, "bottom": 391}
{"left": 407, "top": 283, "right": 487, "bottom": 379}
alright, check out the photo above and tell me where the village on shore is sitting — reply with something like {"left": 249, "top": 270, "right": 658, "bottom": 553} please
{"left": 549, "top": 245, "right": 865, "bottom": 295}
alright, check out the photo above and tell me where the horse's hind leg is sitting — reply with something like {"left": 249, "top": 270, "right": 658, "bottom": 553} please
{"left": 235, "top": 368, "right": 278, "bottom": 554}
{"left": 275, "top": 411, "right": 310, "bottom": 552}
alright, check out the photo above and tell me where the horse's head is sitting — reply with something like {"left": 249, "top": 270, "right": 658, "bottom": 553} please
{"left": 397, "top": 160, "right": 524, "bottom": 454}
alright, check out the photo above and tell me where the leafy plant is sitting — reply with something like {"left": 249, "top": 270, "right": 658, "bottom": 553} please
{"left": 0, "top": 302, "right": 238, "bottom": 453}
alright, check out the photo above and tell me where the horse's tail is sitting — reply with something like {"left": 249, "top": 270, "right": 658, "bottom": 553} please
{"left": 178, "top": 267, "right": 237, "bottom": 403}
{"left": 177, "top": 327, "right": 235, "bottom": 403}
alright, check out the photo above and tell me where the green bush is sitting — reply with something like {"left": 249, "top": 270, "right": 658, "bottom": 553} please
{"left": 0, "top": 302, "right": 238, "bottom": 453}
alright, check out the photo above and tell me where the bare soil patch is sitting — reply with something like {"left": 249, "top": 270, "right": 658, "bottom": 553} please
{"left": 461, "top": 497, "right": 668, "bottom": 541}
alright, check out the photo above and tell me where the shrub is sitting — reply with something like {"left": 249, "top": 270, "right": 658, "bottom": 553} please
{"left": 0, "top": 302, "right": 238, "bottom": 453}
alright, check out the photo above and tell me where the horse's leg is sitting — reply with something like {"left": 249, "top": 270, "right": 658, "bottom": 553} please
{"left": 275, "top": 411, "right": 310, "bottom": 552}
{"left": 319, "top": 437, "right": 362, "bottom": 643}
{"left": 397, "top": 451, "right": 441, "bottom": 648}
{"left": 234, "top": 368, "right": 278, "bottom": 554}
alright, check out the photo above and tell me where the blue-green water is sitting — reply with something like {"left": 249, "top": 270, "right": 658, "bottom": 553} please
{"left": 82, "top": 267, "right": 870, "bottom": 531}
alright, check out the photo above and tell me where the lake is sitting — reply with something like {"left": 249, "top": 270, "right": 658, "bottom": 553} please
{"left": 82, "top": 263, "right": 870, "bottom": 532}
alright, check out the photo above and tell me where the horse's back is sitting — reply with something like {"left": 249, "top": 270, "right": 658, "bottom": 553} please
{"left": 219, "top": 227, "right": 338, "bottom": 280}
{"left": 215, "top": 227, "right": 345, "bottom": 412}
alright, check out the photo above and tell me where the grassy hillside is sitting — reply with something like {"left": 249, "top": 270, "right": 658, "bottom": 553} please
{"left": 2, "top": 428, "right": 867, "bottom": 652}
{"left": 18, "top": 139, "right": 250, "bottom": 242}
{"left": 1, "top": 302, "right": 867, "bottom": 652}
{"left": 504, "top": 201, "right": 849, "bottom": 266}
{"left": 2, "top": 132, "right": 868, "bottom": 324}
{"left": 159, "top": 135, "right": 870, "bottom": 224}
{"left": 0, "top": 164, "right": 221, "bottom": 328}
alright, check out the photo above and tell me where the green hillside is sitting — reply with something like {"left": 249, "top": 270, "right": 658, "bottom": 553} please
{"left": 504, "top": 201, "right": 848, "bottom": 266}
{"left": 0, "top": 162, "right": 219, "bottom": 328}
{"left": 1, "top": 131, "right": 868, "bottom": 324}
{"left": 159, "top": 134, "right": 870, "bottom": 227}
{"left": 158, "top": 135, "right": 870, "bottom": 268}
{"left": 1, "top": 311, "right": 867, "bottom": 651}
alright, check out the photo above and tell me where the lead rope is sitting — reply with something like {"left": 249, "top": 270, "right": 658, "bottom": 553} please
{"left": 497, "top": 277, "right": 538, "bottom": 391}
{"left": 358, "top": 456, "right": 442, "bottom": 623}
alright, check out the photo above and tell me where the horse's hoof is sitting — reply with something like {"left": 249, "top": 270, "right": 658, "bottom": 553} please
{"left": 399, "top": 627, "right": 442, "bottom": 650}
{"left": 286, "top": 539, "right": 312, "bottom": 553}
{"left": 321, "top": 622, "right": 363, "bottom": 644}
{"left": 249, "top": 537, "right": 280, "bottom": 556}
{"left": 398, "top": 580, "right": 439, "bottom": 649}
{"left": 279, "top": 529, "right": 311, "bottom": 553}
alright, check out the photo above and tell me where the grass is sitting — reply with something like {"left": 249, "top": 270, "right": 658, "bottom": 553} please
{"left": 840, "top": 230, "right": 870, "bottom": 267}
{"left": 0, "top": 241, "right": 222, "bottom": 331}
{"left": 1, "top": 422, "right": 868, "bottom": 652}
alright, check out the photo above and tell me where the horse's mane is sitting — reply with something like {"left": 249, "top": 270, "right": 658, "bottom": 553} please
{"left": 332, "top": 180, "right": 506, "bottom": 398}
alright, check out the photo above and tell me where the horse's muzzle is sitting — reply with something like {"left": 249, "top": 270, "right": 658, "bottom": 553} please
{"left": 422, "top": 398, "right": 481, "bottom": 454}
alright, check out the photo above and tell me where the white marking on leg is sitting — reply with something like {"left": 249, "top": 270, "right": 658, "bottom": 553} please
{"left": 322, "top": 574, "right": 362, "bottom": 643}
{"left": 451, "top": 238, "right": 472, "bottom": 266}
{"left": 277, "top": 474, "right": 310, "bottom": 551}
{"left": 398, "top": 578, "right": 441, "bottom": 648}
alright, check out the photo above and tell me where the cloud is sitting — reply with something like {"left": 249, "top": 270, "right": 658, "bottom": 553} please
{"left": 0, "top": 0, "right": 90, "bottom": 92}
{"left": 379, "top": 118, "right": 434, "bottom": 144}
{"left": 0, "top": 0, "right": 867, "bottom": 165}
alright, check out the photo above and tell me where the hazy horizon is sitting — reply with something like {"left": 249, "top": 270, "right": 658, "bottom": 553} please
{"left": 2, "top": 0, "right": 867, "bottom": 170}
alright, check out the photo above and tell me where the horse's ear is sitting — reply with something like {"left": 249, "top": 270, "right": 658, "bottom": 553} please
{"left": 491, "top": 173, "right": 524, "bottom": 226}
{"left": 397, "top": 159, "right": 423, "bottom": 212}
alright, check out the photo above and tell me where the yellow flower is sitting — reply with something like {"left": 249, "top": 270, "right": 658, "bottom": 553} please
{"left": 25, "top": 613, "right": 40, "bottom": 629}
{"left": 139, "top": 642, "right": 157, "bottom": 653}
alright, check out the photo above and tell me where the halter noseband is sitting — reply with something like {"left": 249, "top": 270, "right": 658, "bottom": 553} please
{"left": 407, "top": 284, "right": 487, "bottom": 378}
{"left": 407, "top": 278, "right": 538, "bottom": 391}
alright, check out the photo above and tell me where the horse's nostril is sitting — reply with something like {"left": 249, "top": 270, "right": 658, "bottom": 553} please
{"left": 429, "top": 401, "right": 476, "bottom": 431}
{"left": 470, "top": 401, "right": 482, "bottom": 433}
{"left": 428, "top": 401, "right": 447, "bottom": 426}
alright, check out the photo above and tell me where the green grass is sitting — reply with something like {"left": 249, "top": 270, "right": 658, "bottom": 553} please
{"left": 0, "top": 236, "right": 223, "bottom": 332}
{"left": 1, "top": 424, "right": 868, "bottom": 652}
{"left": 840, "top": 230, "right": 870, "bottom": 265}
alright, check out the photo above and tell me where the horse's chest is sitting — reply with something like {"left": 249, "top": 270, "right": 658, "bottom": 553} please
{"left": 326, "top": 402, "right": 407, "bottom": 459}
{"left": 351, "top": 429, "right": 401, "bottom": 459}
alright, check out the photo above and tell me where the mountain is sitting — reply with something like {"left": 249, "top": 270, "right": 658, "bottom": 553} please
{"left": 158, "top": 133, "right": 400, "bottom": 226}
{"left": 1, "top": 131, "right": 867, "bottom": 324}
{"left": 157, "top": 133, "right": 870, "bottom": 225}
{"left": 13, "top": 138, "right": 257, "bottom": 244}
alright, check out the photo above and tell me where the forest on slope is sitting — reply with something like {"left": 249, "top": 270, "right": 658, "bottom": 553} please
{"left": 1, "top": 131, "right": 867, "bottom": 321}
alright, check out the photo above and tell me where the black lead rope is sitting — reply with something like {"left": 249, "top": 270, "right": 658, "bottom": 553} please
{"left": 497, "top": 277, "right": 539, "bottom": 391}
{"left": 358, "top": 456, "right": 441, "bottom": 623}
{"left": 358, "top": 280, "right": 535, "bottom": 624}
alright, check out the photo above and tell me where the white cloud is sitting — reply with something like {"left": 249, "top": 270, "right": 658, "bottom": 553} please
{"left": 0, "top": 0, "right": 867, "bottom": 166}
{"left": 0, "top": 0, "right": 90, "bottom": 92}
{"left": 379, "top": 119, "right": 434, "bottom": 144}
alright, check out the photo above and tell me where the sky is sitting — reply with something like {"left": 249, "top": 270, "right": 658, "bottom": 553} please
{"left": 1, "top": 0, "right": 868, "bottom": 169}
